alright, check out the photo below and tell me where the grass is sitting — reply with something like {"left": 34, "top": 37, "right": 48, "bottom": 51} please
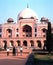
{"left": 34, "top": 54, "right": 53, "bottom": 60}
{"left": 34, "top": 54, "right": 53, "bottom": 65}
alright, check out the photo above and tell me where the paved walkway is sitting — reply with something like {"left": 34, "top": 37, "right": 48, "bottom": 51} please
{"left": 0, "top": 49, "right": 32, "bottom": 65}
{"left": 0, "top": 53, "right": 29, "bottom": 65}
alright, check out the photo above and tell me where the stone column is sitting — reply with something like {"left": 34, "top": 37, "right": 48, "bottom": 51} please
{"left": 41, "top": 40, "right": 44, "bottom": 49}
{"left": 34, "top": 40, "right": 37, "bottom": 49}
{"left": 27, "top": 40, "right": 31, "bottom": 48}
{"left": 7, "top": 40, "right": 10, "bottom": 48}
{"left": 0, "top": 40, "right": 2, "bottom": 48}
{"left": 21, "top": 40, "right": 23, "bottom": 46}
{"left": 32, "top": 25, "right": 35, "bottom": 37}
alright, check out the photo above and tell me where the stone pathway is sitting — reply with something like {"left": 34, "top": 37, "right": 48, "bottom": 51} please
{"left": 0, "top": 53, "right": 29, "bottom": 65}
{"left": 0, "top": 49, "right": 32, "bottom": 65}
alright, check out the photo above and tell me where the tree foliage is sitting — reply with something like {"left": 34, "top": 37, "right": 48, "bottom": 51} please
{"left": 46, "top": 22, "right": 53, "bottom": 53}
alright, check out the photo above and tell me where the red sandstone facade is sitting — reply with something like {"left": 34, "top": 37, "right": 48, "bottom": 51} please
{"left": 0, "top": 7, "right": 53, "bottom": 50}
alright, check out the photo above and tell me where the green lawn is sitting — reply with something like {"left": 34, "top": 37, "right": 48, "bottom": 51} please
{"left": 34, "top": 54, "right": 53, "bottom": 65}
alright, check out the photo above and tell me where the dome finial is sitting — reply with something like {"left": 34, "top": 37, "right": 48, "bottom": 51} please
{"left": 27, "top": 3, "right": 29, "bottom": 8}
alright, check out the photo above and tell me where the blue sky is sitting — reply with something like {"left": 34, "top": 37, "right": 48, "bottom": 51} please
{"left": 0, "top": 0, "right": 53, "bottom": 24}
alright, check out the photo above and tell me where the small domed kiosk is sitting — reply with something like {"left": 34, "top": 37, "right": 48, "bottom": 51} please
{"left": 7, "top": 18, "right": 14, "bottom": 23}
{"left": 40, "top": 17, "right": 49, "bottom": 23}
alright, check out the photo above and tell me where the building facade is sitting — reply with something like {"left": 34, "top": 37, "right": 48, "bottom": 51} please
{"left": 0, "top": 7, "right": 53, "bottom": 50}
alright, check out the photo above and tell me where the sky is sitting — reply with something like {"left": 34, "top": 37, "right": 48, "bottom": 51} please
{"left": 0, "top": 0, "right": 53, "bottom": 24}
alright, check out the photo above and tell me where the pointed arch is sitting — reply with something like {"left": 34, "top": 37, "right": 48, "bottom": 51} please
{"left": 3, "top": 40, "right": 7, "bottom": 50}
{"left": 16, "top": 40, "right": 21, "bottom": 46}
{"left": 30, "top": 40, "right": 34, "bottom": 47}
{"left": 37, "top": 40, "right": 42, "bottom": 48}
{"left": 23, "top": 40, "right": 27, "bottom": 46}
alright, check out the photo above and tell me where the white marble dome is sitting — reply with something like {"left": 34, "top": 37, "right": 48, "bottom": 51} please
{"left": 18, "top": 8, "right": 38, "bottom": 20}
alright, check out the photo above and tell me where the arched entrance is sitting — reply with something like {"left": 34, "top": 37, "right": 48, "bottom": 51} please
{"left": 23, "top": 40, "right": 27, "bottom": 46}
{"left": 37, "top": 40, "right": 42, "bottom": 48}
{"left": 3, "top": 40, "right": 7, "bottom": 50}
{"left": 10, "top": 40, "right": 14, "bottom": 47}
{"left": 30, "top": 40, "right": 34, "bottom": 47}
{"left": 23, "top": 25, "right": 32, "bottom": 37}
{"left": 42, "top": 28, "right": 47, "bottom": 33}
{"left": 16, "top": 40, "right": 20, "bottom": 46}
{"left": 6, "top": 29, "right": 12, "bottom": 37}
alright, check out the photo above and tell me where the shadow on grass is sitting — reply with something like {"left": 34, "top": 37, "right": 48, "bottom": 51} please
{"left": 25, "top": 53, "right": 53, "bottom": 65}
{"left": 25, "top": 54, "right": 34, "bottom": 65}
{"left": 34, "top": 58, "right": 53, "bottom": 65}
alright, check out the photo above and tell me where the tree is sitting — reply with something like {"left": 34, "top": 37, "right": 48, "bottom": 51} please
{"left": 51, "top": 33, "right": 53, "bottom": 50}
{"left": 46, "top": 22, "right": 52, "bottom": 54}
